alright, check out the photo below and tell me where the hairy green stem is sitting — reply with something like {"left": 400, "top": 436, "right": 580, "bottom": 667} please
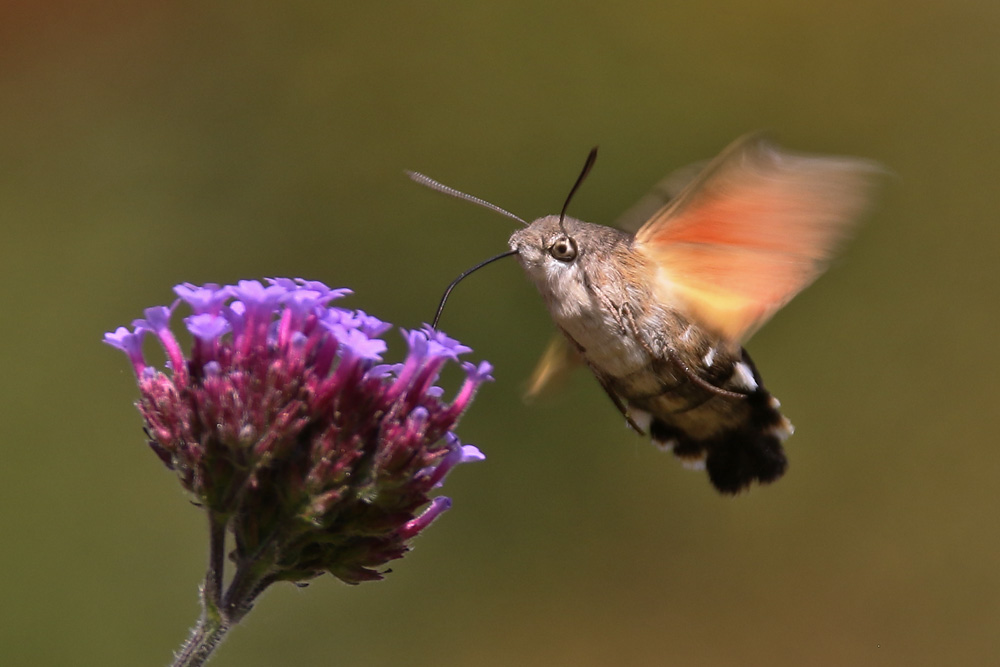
{"left": 170, "top": 565, "right": 276, "bottom": 667}
{"left": 204, "top": 512, "right": 227, "bottom": 609}
{"left": 170, "top": 540, "right": 280, "bottom": 665}
{"left": 170, "top": 512, "right": 232, "bottom": 667}
{"left": 171, "top": 614, "right": 230, "bottom": 667}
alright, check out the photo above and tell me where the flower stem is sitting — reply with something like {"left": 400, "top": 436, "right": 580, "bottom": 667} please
{"left": 222, "top": 555, "right": 275, "bottom": 622}
{"left": 170, "top": 512, "right": 232, "bottom": 667}
{"left": 204, "top": 511, "right": 227, "bottom": 608}
{"left": 170, "top": 522, "right": 280, "bottom": 666}
{"left": 171, "top": 614, "right": 230, "bottom": 667}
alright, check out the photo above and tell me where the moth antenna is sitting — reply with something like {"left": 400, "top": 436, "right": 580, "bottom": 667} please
{"left": 558, "top": 146, "right": 599, "bottom": 236}
{"left": 407, "top": 170, "right": 528, "bottom": 226}
{"left": 431, "top": 250, "right": 519, "bottom": 329}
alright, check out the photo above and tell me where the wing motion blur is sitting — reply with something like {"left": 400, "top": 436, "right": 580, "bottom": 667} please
{"left": 635, "top": 135, "right": 879, "bottom": 342}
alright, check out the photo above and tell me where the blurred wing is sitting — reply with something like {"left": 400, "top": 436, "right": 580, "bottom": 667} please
{"left": 635, "top": 135, "right": 879, "bottom": 342}
{"left": 524, "top": 334, "right": 582, "bottom": 400}
{"left": 614, "top": 160, "right": 707, "bottom": 233}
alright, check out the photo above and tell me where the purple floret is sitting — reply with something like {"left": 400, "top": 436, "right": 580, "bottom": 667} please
{"left": 174, "top": 283, "right": 232, "bottom": 315}
{"left": 103, "top": 326, "right": 147, "bottom": 375}
{"left": 184, "top": 313, "right": 232, "bottom": 341}
{"left": 421, "top": 325, "right": 473, "bottom": 360}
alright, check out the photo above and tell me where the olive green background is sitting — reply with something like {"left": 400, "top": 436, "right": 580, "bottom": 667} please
{"left": 2, "top": 1, "right": 997, "bottom": 665}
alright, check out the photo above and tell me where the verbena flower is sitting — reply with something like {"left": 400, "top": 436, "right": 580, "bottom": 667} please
{"left": 106, "top": 278, "right": 489, "bottom": 583}
{"left": 105, "top": 278, "right": 491, "bottom": 666}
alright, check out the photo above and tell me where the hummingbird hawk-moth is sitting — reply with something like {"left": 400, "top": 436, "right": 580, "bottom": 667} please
{"left": 410, "top": 135, "right": 878, "bottom": 494}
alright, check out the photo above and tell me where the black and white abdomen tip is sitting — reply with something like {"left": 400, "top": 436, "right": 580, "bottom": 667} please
{"left": 628, "top": 351, "right": 793, "bottom": 495}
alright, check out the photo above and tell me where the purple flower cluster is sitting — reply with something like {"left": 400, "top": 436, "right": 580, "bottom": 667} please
{"left": 105, "top": 279, "right": 489, "bottom": 584}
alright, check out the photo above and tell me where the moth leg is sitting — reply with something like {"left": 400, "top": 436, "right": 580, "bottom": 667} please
{"left": 594, "top": 374, "right": 646, "bottom": 434}
{"left": 556, "top": 326, "right": 646, "bottom": 435}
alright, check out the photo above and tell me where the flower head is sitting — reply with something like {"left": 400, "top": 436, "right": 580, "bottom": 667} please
{"left": 105, "top": 278, "right": 489, "bottom": 585}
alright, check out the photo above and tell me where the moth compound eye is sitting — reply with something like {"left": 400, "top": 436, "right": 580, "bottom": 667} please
{"left": 549, "top": 236, "right": 578, "bottom": 262}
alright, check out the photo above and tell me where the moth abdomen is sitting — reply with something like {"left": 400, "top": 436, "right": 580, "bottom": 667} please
{"left": 631, "top": 350, "right": 793, "bottom": 494}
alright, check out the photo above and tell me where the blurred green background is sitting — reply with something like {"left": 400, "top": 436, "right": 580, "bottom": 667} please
{"left": 2, "top": 1, "right": 998, "bottom": 665}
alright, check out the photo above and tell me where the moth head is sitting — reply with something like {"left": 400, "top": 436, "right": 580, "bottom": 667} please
{"left": 509, "top": 215, "right": 582, "bottom": 278}
{"left": 508, "top": 145, "right": 599, "bottom": 288}
{"left": 410, "top": 146, "right": 599, "bottom": 329}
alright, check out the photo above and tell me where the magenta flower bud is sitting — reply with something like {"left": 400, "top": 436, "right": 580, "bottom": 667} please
{"left": 399, "top": 496, "right": 453, "bottom": 540}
